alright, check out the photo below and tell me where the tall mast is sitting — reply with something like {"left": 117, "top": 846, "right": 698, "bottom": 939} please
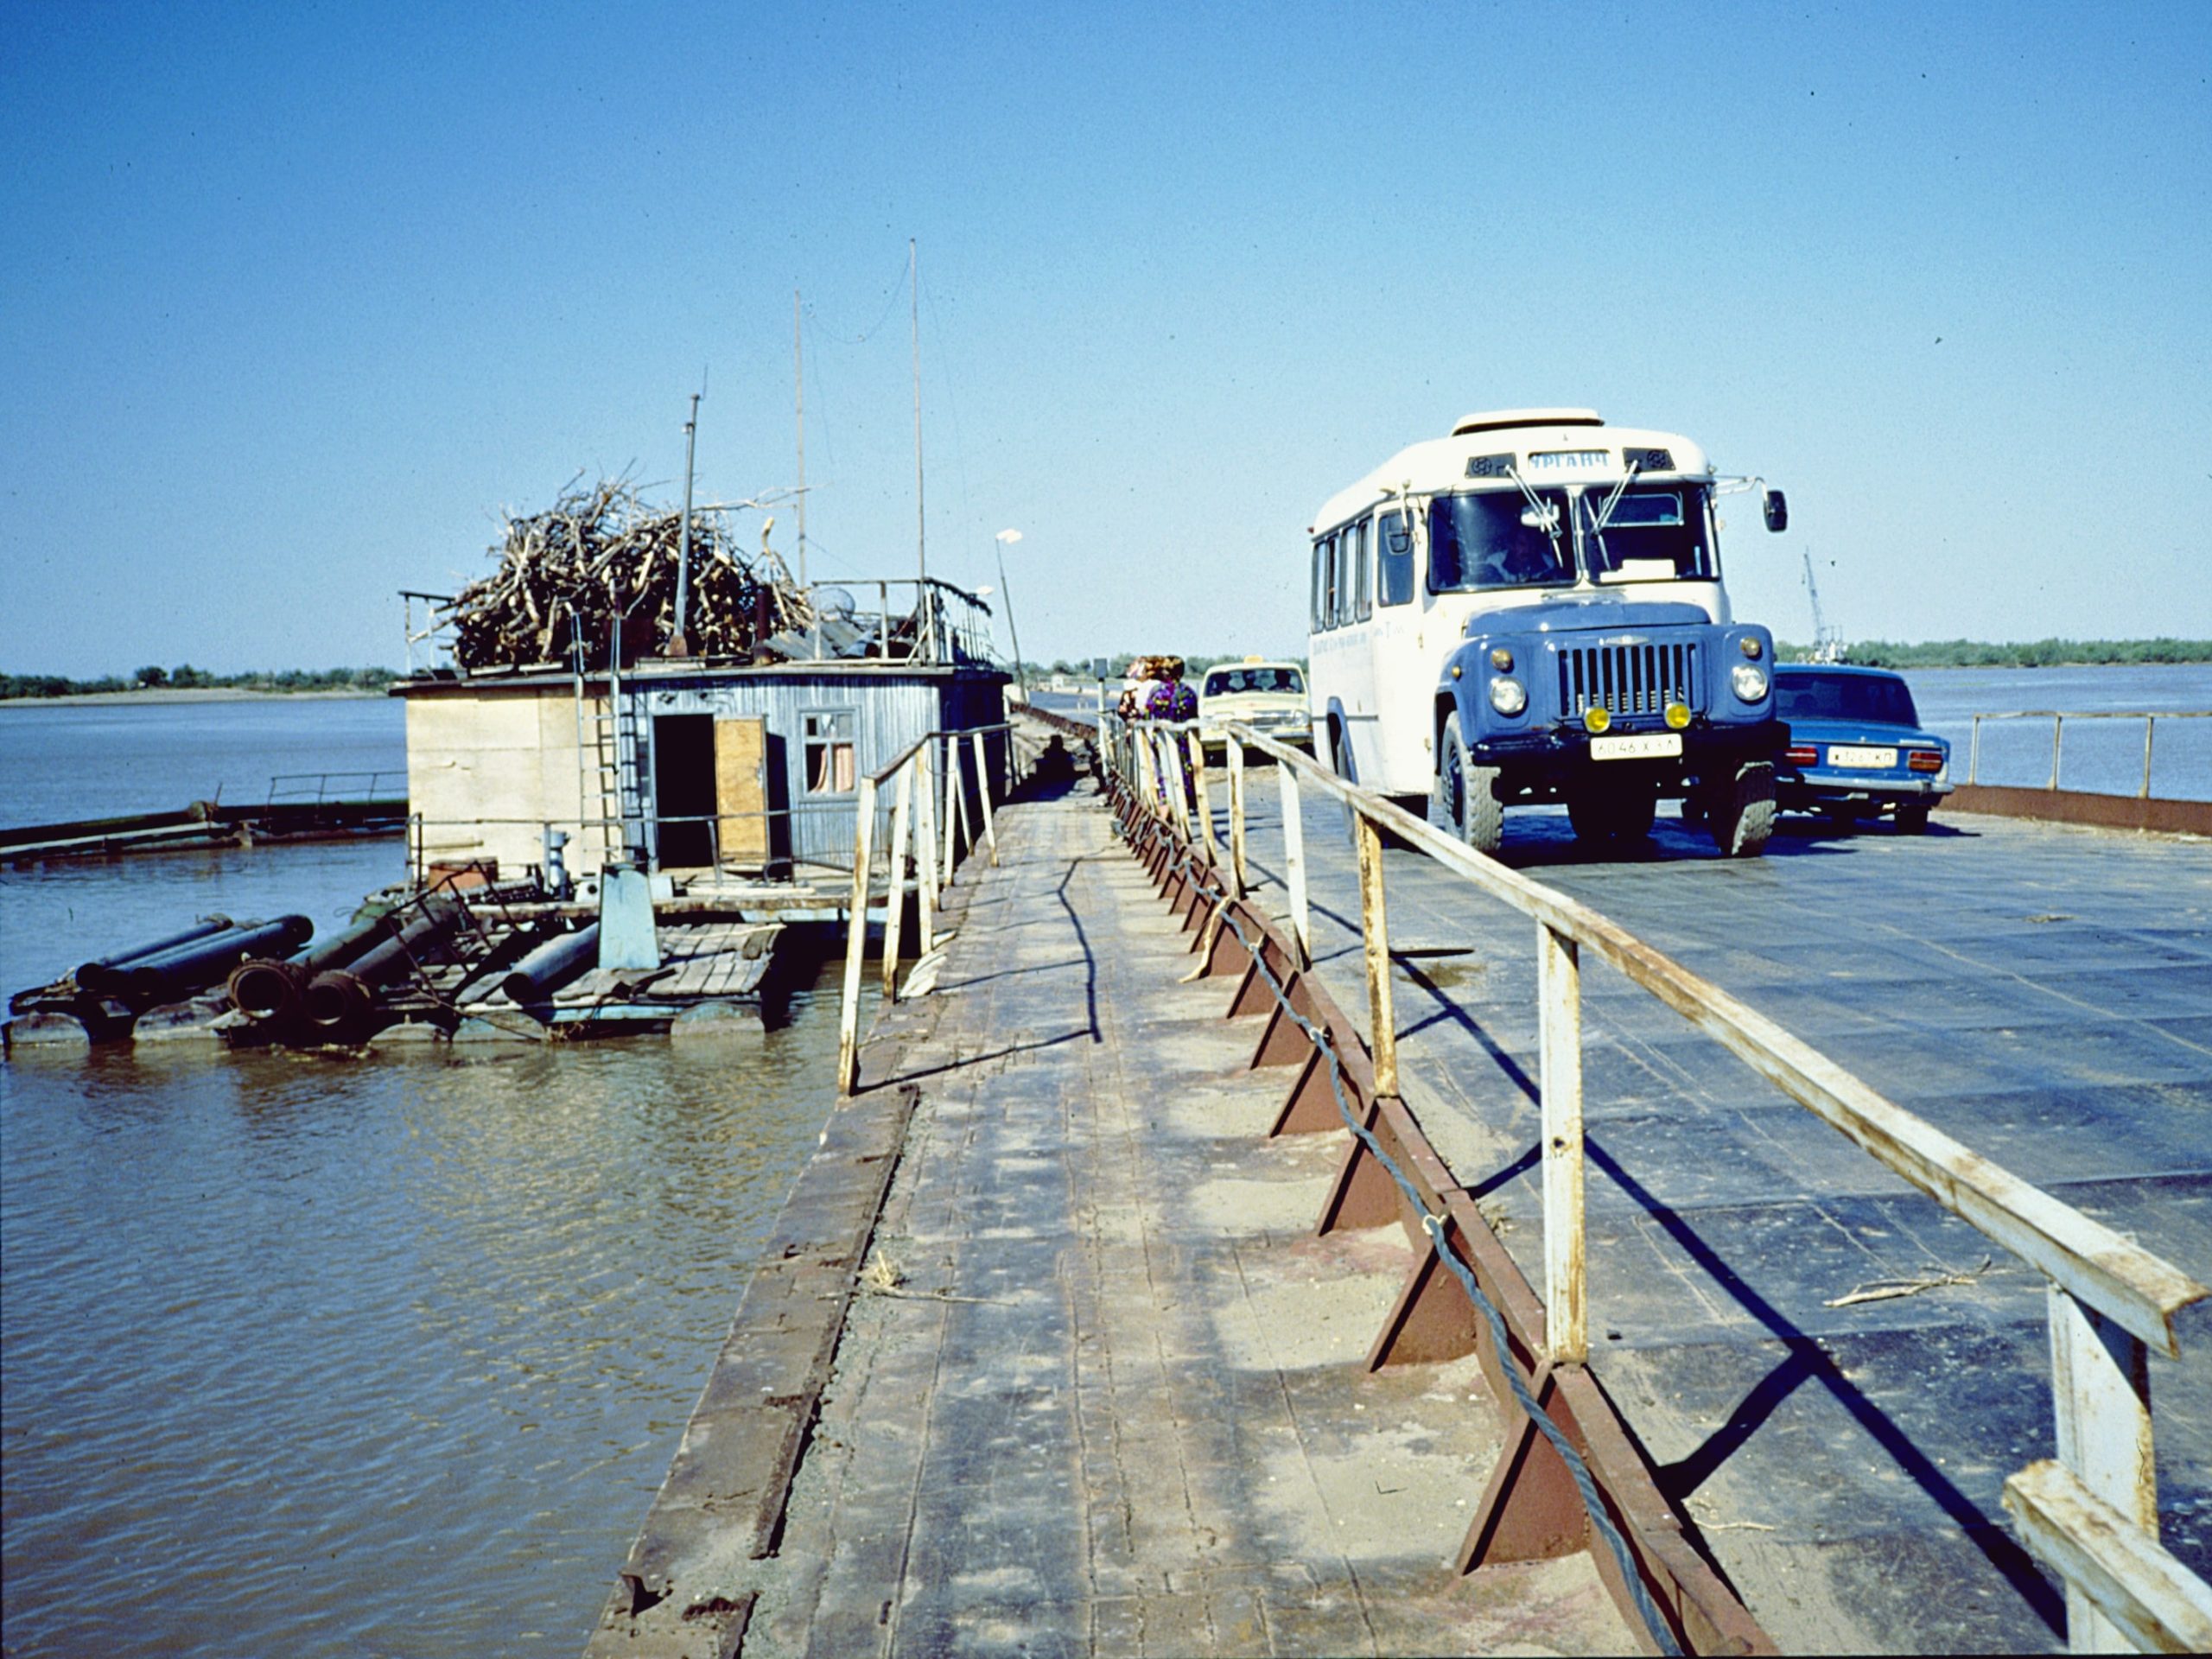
{"left": 793, "top": 289, "right": 807, "bottom": 594}
{"left": 911, "top": 237, "right": 925, "bottom": 586}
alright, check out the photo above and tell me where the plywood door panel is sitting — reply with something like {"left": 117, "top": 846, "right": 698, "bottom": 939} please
{"left": 715, "top": 716, "right": 771, "bottom": 869}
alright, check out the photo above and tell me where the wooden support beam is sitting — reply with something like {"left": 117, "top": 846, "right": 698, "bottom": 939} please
{"left": 834, "top": 774, "right": 878, "bottom": 1095}
{"left": 2005, "top": 1459, "right": 2212, "bottom": 1655}
{"left": 879, "top": 760, "right": 913, "bottom": 1001}
{"left": 1540, "top": 922, "right": 1586, "bottom": 1365}
{"left": 2049, "top": 1285, "right": 2158, "bottom": 1651}
{"left": 1355, "top": 812, "right": 1397, "bottom": 1099}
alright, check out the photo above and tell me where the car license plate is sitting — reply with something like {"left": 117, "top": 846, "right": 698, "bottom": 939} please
{"left": 1591, "top": 733, "right": 1682, "bottom": 761}
{"left": 1827, "top": 746, "right": 1898, "bottom": 768}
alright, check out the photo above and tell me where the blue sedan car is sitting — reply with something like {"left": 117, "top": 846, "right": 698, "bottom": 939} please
{"left": 1773, "top": 664, "right": 1952, "bottom": 832}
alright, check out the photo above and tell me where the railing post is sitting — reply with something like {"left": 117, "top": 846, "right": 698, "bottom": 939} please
{"left": 1280, "top": 763, "right": 1312, "bottom": 969}
{"left": 2050, "top": 715, "right": 2064, "bottom": 791}
{"left": 880, "top": 758, "right": 915, "bottom": 999}
{"left": 971, "top": 730, "right": 998, "bottom": 865}
{"left": 1969, "top": 715, "right": 1982, "bottom": 785}
{"left": 1227, "top": 735, "right": 1249, "bottom": 897}
{"left": 2141, "top": 717, "right": 2156, "bottom": 800}
{"left": 914, "top": 741, "right": 938, "bottom": 955}
{"left": 1166, "top": 731, "right": 1193, "bottom": 840}
{"left": 949, "top": 734, "right": 974, "bottom": 872}
{"left": 836, "top": 774, "right": 880, "bottom": 1095}
{"left": 1355, "top": 810, "right": 1396, "bottom": 1096}
{"left": 1540, "top": 922, "right": 1586, "bottom": 1365}
{"left": 2047, "top": 1283, "right": 2156, "bottom": 1652}
{"left": 941, "top": 735, "right": 961, "bottom": 877}
{"left": 1187, "top": 730, "right": 1217, "bottom": 864}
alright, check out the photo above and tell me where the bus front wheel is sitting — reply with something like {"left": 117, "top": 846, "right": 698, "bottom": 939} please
{"left": 1706, "top": 762, "right": 1776, "bottom": 857}
{"left": 1431, "top": 715, "right": 1503, "bottom": 855}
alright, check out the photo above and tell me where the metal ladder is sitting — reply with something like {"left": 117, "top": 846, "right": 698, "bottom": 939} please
{"left": 573, "top": 618, "right": 643, "bottom": 868}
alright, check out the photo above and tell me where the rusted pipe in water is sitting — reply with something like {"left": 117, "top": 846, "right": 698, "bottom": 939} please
{"left": 305, "top": 911, "right": 452, "bottom": 1035}
{"left": 499, "top": 925, "right": 600, "bottom": 1004}
{"left": 75, "top": 916, "right": 235, "bottom": 987}
{"left": 107, "top": 917, "right": 313, "bottom": 1008}
{"left": 227, "top": 913, "right": 396, "bottom": 1025}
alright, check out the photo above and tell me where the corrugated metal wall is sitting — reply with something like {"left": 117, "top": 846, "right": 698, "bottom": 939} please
{"left": 634, "top": 668, "right": 1008, "bottom": 869}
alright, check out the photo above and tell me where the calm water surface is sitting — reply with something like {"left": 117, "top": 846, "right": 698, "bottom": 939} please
{"left": 2, "top": 702, "right": 851, "bottom": 1657}
{"left": 0, "top": 696, "right": 406, "bottom": 828}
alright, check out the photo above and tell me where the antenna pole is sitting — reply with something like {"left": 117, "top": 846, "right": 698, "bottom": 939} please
{"left": 911, "top": 237, "right": 925, "bottom": 587}
{"left": 794, "top": 290, "right": 808, "bottom": 594}
{"left": 671, "top": 390, "right": 701, "bottom": 656}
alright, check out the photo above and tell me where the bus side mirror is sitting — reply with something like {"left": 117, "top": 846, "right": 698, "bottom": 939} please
{"left": 1764, "top": 490, "right": 1789, "bottom": 533}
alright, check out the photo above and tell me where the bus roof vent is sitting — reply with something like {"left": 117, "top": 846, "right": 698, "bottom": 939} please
{"left": 1450, "top": 408, "right": 1604, "bottom": 436}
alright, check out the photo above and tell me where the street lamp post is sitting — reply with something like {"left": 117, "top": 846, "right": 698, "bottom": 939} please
{"left": 994, "top": 529, "right": 1028, "bottom": 702}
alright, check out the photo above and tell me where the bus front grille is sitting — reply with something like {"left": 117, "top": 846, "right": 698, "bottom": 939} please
{"left": 1557, "top": 641, "right": 1699, "bottom": 718}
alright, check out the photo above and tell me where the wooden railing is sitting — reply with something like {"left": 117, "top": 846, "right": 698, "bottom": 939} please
{"left": 1103, "top": 709, "right": 2212, "bottom": 1653}
{"left": 834, "top": 722, "right": 1014, "bottom": 1094}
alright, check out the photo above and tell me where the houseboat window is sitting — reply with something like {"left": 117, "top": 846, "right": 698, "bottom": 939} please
{"left": 1427, "top": 490, "right": 1575, "bottom": 593}
{"left": 1351, "top": 518, "right": 1373, "bottom": 622}
{"left": 1378, "top": 512, "right": 1414, "bottom": 607}
{"left": 803, "top": 710, "right": 856, "bottom": 794}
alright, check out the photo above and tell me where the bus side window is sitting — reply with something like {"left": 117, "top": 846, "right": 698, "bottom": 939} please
{"left": 1352, "top": 518, "right": 1373, "bottom": 622}
{"left": 1311, "top": 537, "right": 1330, "bottom": 631}
{"left": 1379, "top": 512, "right": 1413, "bottom": 606}
{"left": 1332, "top": 526, "right": 1355, "bottom": 626}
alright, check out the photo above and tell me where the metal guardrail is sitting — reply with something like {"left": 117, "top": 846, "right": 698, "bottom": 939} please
{"left": 265, "top": 770, "right": 407, "bottom": 807}
{"left": 1963, "top": 709, "right": 2212, "bottom": 796}
{"left": 1102, "top": 709, "right": 2212, "bottom": 1654}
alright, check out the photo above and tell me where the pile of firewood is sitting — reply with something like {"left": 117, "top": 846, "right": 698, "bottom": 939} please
{"left": 440, "top": 479, "right": 810, "bottom": 670}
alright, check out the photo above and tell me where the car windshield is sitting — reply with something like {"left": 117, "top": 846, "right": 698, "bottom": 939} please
{"left": 1427, "top": 484, "right": 1716, "bottom": 592}
{"left": 1776, "top": 671, "right": 1920, "bottom": 726}
{"left": 1205, "top": 666, "right": 1304, "bottom": 696}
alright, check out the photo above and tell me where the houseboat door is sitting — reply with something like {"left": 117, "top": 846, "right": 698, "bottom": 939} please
{"left": 652, "top": 714, "right": 718, "bottom": 868}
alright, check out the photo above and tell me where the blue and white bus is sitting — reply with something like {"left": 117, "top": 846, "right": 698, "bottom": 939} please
{"left": 1306, "top": 408, "right": 1789, "bottom": 855}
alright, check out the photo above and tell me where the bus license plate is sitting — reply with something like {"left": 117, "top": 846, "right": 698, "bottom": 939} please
{"left": 1827, "top": 746, "right": 1898, "bottom": 768}
{"left": 1591, "top": 733, "right": 1682, "bottom": 761}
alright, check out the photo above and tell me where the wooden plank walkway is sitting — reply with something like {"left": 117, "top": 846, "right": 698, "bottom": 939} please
{"left": 590, "top": 783, "right": 1633, "bottom": 1657}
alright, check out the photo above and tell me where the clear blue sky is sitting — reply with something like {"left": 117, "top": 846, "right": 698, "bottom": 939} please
{"left": 3, "top": 0, "right": 2208, "bottom": 677}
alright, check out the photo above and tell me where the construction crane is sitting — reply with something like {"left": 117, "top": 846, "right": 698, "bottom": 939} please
{"left": 1802, "top": 550, "right": 1845, "bottom": 664}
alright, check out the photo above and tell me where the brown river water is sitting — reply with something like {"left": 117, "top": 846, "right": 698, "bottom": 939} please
{"left": 2, "top": 699, "right": 853, "bottom": 1657}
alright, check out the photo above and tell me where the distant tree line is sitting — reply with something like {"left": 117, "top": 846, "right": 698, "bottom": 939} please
{"left": 1775, "top": 639, "right": 2211, "bottom": 669}
{"left": 0, "top": 665, "right": 397, "bottom": 699}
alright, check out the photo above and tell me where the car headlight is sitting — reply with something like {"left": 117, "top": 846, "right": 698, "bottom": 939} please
{"left": 1490, "top": 677, "right": 1527, "bottom": 716}
{"left": 1731, "top": 664, "right": 1770, "bottom": 702}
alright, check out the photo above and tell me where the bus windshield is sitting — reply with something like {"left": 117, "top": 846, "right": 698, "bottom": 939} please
{"left": 1427, "top": 492, "right": 1574, "bottom": 592}
{"left": 1580, "top": 485, "right": 1716, "bottom": 582}
{"left": 1427, "top": 484, "right": 1718, "bottom": 592}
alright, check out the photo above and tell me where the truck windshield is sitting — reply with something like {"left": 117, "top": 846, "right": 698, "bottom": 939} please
{"left": 1580, "top": 486, "right": 1717, "bottom": 582}
{"left": 1205, "top": 666, "right": 1305, "bottom": 696}
{"left": 1776, "top": 671, "right": 1920, "bottom": 726}
{"left": 1427, "top": 491, "right": 1575, "bottom": 592}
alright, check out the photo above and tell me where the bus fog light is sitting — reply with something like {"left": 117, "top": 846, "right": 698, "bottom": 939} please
{"left": 1490, "top": 646, "right": 1515, "bottom": 672}
{"left": 1583, "top": 706, "right": 1611, "bottom": 734}
{"left": 1489, "top": 677, "right": 1526, "bottom": 716}
{"left": 1731, "top": 664, "right": 1770, "bottom": 702}
{"left": 1665, "top": 702, "right": 1692, "bottom": 729}
{"left": 1739, "top": 636, "right": 1764, "bottom": 660}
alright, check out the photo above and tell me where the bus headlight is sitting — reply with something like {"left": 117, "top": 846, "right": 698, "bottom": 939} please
{"left": 1489, "top": 677, "right": 1526, "bottom": 716}
{"left": 1732, "top": 664, "right": 1770, "bottom": 702}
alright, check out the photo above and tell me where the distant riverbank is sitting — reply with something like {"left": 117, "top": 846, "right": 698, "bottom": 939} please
{"left": 0, "top": 686, "right": 385, "bottom": 708}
